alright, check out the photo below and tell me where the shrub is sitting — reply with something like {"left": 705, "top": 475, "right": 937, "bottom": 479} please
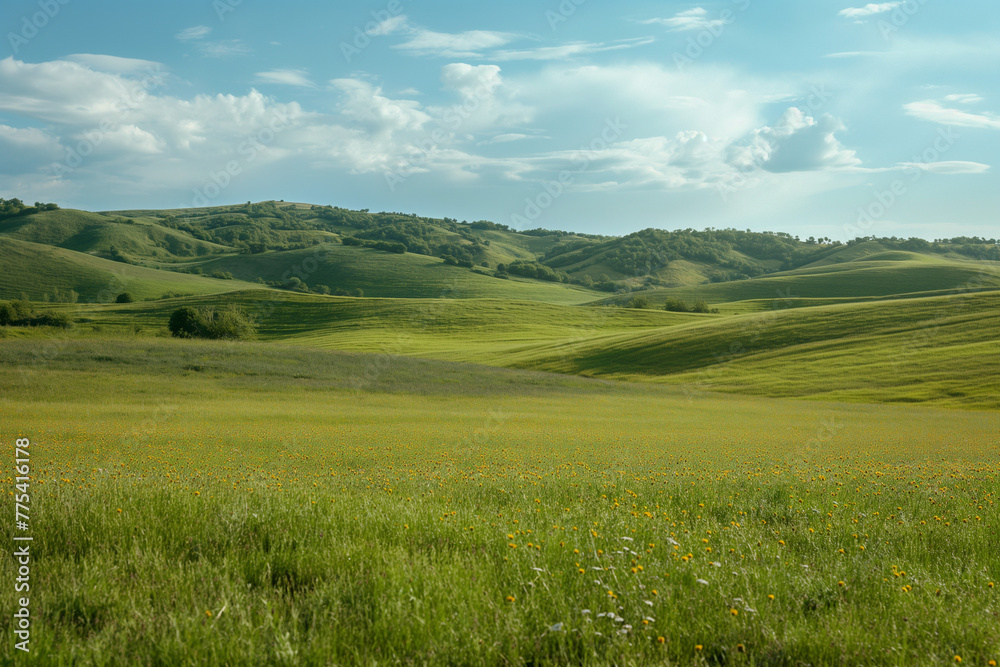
{"left": 625, "top": 296, "right": 649, "bottom": 309}
{"left": 664, "top": 298, "right": 690, "bottom": 313}
{"left": 27, "top": 312, "right": 73, "bottom": 328}
{"left": 207, "top": 307, "right": 256, "bottom": 340}
{"left": 168, "top": 306, "right": 256, "bottom": 340}
{"left": 0, "top": 300, "right": 72, "bottom": 328}
{"left": 115, "top": 293, "right": 135, "bottom": 303}
{"left": 168, "top": 307, "right": 208, "bottom": 339}
{"left": 373, "top": 241, "right": 406, "bottom": 254}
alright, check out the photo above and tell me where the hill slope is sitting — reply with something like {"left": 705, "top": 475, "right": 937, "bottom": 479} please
{"left": 0, "top": 237, "right": 263, "bottom": 301}
{"left": 195, "top": 244, "right": 603, "bottom": 303}
{"left": 0, "top": 207, "right": 228, "bottom": 262}
{"left": 514, "top": 291, "right": 1000, "bottom": 409}
{"left": 597, "top": 251, "right": 1000, "bottom": 311}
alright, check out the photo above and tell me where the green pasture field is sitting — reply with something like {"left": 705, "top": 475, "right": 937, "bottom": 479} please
{"left": 25, "top": 286, "right": 1000, "bottom": 410}
{"left": 1, "top": 338, "right": 998, "bottom": 665}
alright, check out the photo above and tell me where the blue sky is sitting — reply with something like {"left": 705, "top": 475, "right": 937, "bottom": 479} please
{"left": 1, "top": 0, "right": 998, "bottom": 240}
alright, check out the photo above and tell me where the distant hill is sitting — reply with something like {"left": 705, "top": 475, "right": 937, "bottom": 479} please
{"left": 510, "top": 290, "right": 1000, "bottom": 409}
{"left": 2, "top": 197, "right": 998, "bottom": 306}
{"left": 0, "top": 236, "right": 263, "bottom": 302}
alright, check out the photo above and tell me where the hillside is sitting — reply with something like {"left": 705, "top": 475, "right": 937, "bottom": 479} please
{"left": 597, "top": 249, "right": 1000, "bottom": 311}
{"left": 3, "top": 197, "right": 999, "bottom": 410}
{"left": 193, "top": 245, "right": 602, "bottom": 303}
{"left": 19, "top": 285, "right": 998, "bottom": 410}
{"left": 0, "top": 237, "right": 264, "bottom": 302}
{"left": 4, "top": 198, "right": 999, "bottom": 304}
{"left": 45, "top": 290, "right": 700, "bottom": 363}
{"left": 513, "top": 290, "right": 1000, "bottom": 409}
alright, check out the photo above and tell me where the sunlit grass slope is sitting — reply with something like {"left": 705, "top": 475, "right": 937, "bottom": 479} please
{"left": 46, "top": 290, "right": 699, "bottom": 365}
{"left": 598, "top": 253, "right": 1000, "bottom": 310}
{"left": 519, "top": 290, "right": 1000, "bottom": 409}
{"left": 1, "top": 338, "right": 998, "bottom": 664}
{"left": 21, "top": 285, "right": 998, "bottom": 410}
{"left": 0, "top": 207, "right": 227, "bottom": 259}
{"left": 196, "top": 244, "right": 603, "bottom": 303}
{"left": 0, "top": 237, "right": 263, "bottom": 301}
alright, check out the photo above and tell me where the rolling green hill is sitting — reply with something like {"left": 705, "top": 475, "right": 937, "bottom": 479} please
{"left": 0, "top": 237, "right": 264, "bottom": 302}
{"left": 513, "top": 290, "right": 1000, "bottom": 409}
{"left": 23, "top": 284, "right": 999, "bottom": 409}
{"left": 3, "top": 198, "right": 999, "bottom": 410}
{"left": 0, "top": 207, "right": 229, "bottom": 262}
{"left": 5, "top": 199, "right": 999, "bottom": 305}
{"left": 597, "top": 251, "right": 1000, "bottom": 311}
{"left": 195, "top": 244, "right": 602, "bottom": 303}
{"left": 49, "top": 289, "right": 701, "bottom": 363}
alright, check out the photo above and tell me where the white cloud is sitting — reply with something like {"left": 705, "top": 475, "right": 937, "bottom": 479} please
{"left": 640, "top": 8, "right": 725, "bottom": 32}
{"left": 94, "top": 124, "right": 164, "bottom": 155}
{"left": 65, "top": 54, "right": 163, "bottom": 75}
{"left": 897, "top": 161, "right": 990, "bottom": 174}
{"left": 0, "top": 56, "right": 880, "bottom": 207}
{"left": 492, "top": 37, "right": 655, "bottom": 61}
{"left": 370, "top": 14, "right": 408, "bottom": 36}
{"left": 904, "top": 100, "right": 1000, "bottom": 129}
{"left": 198, "top": 40, "right": 251, "bottom": 58}
{"left": 253, "top": 69, "right": 316, "bottom": 88}
{"left": 823, "top": 51, "right": 887, "bottom": 58}
{"left": 0, "top": 56, "right": 165, "bottom": 125}
{"left": 0, "top": 56, "right": 308, "bottom": 196}
{"left": 728, "top": 108, "right": 861, "bottom": 174}
{"left": 432, "top": 63, "right": 530, "bottom": 135}
{"left": 0, "top": 124, "right": 63, "bottom": 174}
{"left": 440, "top": 63, "right": 503, "bottom": 98}
{"left": 330, "top": 78, "right": 430, "bottom": 135}
{"left": 175, "top": 25, "right": 212, "bottom": 40}
{"left": 943, "top": 93, "right": 983, "bottom": 105}
{"left": 480, "top": 133, "right": 533, "bottom": 145}
{"left": 393, "top": 28, "right": 518, "bottom": 58}
{"left": 838, "top": 2, "right": 903, "bottom": 19}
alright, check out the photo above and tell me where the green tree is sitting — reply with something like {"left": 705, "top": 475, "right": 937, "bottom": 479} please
{"left": 168, "top": 307, "right": 208, "bottom": 338}
{"left": 625, "top": 296, "right": 649, "bottom": 309}
{"left": 664, "top": 298, "right": 690, "bottom": 313}
{"left": 206, "top": 306, "right": 256, "bottom": 340}
{"left": 168, "top": 306, "right": 256, "bottom": 340}
{"left": 115, "top": 292, "right": 135, "bottom": 303}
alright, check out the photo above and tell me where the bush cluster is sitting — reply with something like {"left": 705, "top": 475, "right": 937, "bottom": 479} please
{"left": 0, "top": 299, "right": 73, "bottom": 328}
{"left": 168, "top": 306, "right": 256, "bottom": 340}
{"left": 663, "top": 298, "right": 718, "bottom": 314}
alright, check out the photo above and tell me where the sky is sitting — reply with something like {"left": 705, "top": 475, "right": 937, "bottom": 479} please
{"left": 0, "top": 0, "right": 998, "bottom": 240}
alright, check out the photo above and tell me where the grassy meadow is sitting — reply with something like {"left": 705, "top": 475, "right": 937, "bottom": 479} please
{"left": 3, "top": 202, "right": 1000, "bottom": 664}
{"left": 2, "top": 338, "right": 999, "bottom": 665}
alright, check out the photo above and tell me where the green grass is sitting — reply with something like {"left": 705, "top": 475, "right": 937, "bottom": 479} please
{"left": 0, "top": 237, "right": 265, "bottom": 302}
{"left": 515, "top": 290, "right": 1000, "bottom": 409}
{"left": 1, "top": 338, "right": 998, "bottom": 665}
{"left": 15, "top": 285, "right": 999, "bottom": 410}
{"left": 599, "top": 254, "right": 1000, "bottom": 310}
{"left": 196, "top": 244, "right": 604, "bottom": 303}
{"left": 22, "top": 289, "right": 696, "bottom": 365}
{"left": 0, "top": 208, "right": 227, "bottom": 260}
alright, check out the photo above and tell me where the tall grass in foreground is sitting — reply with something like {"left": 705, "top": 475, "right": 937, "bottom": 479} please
{"left": 1, "top": 338, "right": 998, "bottom": 664}
{"left": 4, "top": 453, "right": 998, "bottom": 665}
